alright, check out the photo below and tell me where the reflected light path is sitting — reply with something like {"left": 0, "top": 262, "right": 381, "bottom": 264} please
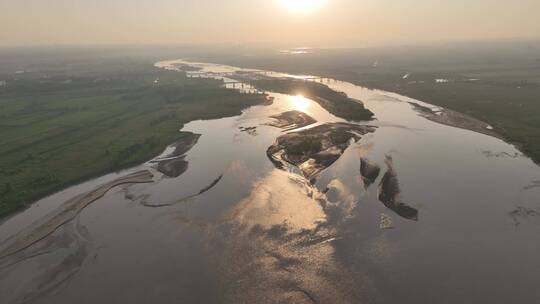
{"left": 290, "top": 94, "right": 311, "bottom": 112}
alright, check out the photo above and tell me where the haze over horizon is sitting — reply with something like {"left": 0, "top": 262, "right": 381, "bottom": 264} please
{"left": 1, "top": 0, "right": 539, "bottom": 47}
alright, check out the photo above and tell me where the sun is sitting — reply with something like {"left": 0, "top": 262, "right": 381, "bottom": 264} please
{"left": 278, "top": 0, "right": 327, "bottom": 14}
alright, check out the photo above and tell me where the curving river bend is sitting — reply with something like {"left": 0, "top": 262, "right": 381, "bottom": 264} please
{"left": 1, "top": 60, "right": 540, "bottom": 304}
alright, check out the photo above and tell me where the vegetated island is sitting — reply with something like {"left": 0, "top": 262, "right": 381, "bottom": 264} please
{"left": 249, "top": 78, "right": 374, "bottom": 122}
{"left": 267, "top": 120, "right": 376, "bottom": 183}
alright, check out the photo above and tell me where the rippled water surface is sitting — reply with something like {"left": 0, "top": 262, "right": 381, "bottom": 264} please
{"left": 1, "top": 60, "right": 540, "bottom": 304}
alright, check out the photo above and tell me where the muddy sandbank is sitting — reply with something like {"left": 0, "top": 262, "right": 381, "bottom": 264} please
{"left": 0, "top": 170, "right": 154, "bottom": 260}
{"left": 266, "top": 110, "right": 317, "bottom": 131}
{"left": 409, "top": 102, "right": 500, "bottom": 139}
{"left": 154, "top": 133, "right": 200, "bottom": 178}
{"left": 168, "top": 133, "right": 201, "bottom": 157}
{"left": 157, "top": 158, "right": 189, "bottom": 178}
{"left": 378, "top": 156, "right": 419, "bottom": 221}
{"left": 142, "top": 175, "right": 223, "bottom": 208}
{"left": 360, "top": 158, "right": 381, "bottom": 189}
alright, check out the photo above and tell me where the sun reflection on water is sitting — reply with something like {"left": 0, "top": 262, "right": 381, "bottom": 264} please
{"left": 290, "top": 94, "right": 311, "bottom": 112}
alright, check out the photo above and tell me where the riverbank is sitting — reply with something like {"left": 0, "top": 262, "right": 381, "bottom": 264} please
{"left": 351, "top": 80, "right": 540, "bottom": 165}
{"left": 0, "top": 59, "right": 270, "bottom": 218}
{"left": 408, "top": 102, "right": 501, "bottom": 139}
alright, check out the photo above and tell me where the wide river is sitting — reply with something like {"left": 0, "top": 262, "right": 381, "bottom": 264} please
{"left": 1, "top": 60, "right": 540, "bottom": 304}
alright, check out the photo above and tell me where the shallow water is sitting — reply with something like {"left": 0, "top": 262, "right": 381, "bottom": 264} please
{"left": 1, "top": 60, "right": 540, "bottom": 304}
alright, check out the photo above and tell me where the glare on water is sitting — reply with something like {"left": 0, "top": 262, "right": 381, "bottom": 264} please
{"left": 290, "top": 94, "right": 311, "bottom": 112}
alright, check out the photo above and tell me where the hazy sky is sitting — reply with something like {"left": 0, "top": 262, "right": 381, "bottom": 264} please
{"left": 1, "top": 0, "right": 539, "bottom": 47}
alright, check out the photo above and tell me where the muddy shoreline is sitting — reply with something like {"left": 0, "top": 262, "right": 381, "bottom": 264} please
{"left": 0, "top": 170, "right": 154, "bottom": 260}
{"left": 408, "top": 102, "right": 501, "bottom": 139}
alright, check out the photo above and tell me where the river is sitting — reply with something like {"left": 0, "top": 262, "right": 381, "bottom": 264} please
{"left": 1, "top": 60, "right": 539, "bottom": 304}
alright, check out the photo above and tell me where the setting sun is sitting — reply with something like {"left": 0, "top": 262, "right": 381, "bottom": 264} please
{"left": 278, "top": 0, "right": 327, "bottom": 14}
